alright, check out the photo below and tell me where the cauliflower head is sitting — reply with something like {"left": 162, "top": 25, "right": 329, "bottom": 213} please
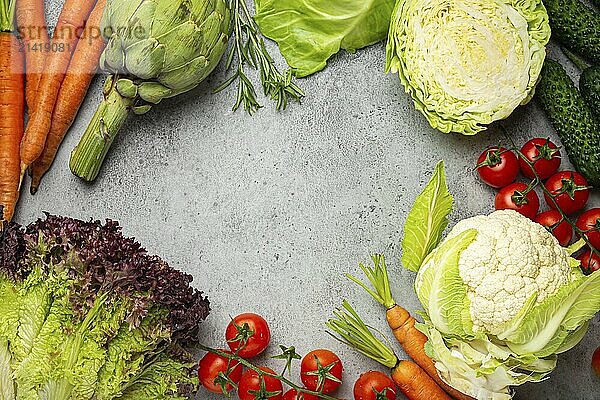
{"left": 404, "top": 163, "right": 600, "bottom": 400}
{"left": 445, "top": 210, "right": 575, "bottom": 335}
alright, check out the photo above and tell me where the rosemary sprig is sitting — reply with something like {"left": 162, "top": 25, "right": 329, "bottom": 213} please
{"left": 215, "top": 0, "right": 304, "bottom": 114}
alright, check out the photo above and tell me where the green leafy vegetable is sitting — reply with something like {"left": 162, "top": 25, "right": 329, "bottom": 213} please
{"left": 386, "top": 0, "right": 551, "bottom": 134}
{"left": 401, "top": 161, "right": 453, "bottom": 272}
{"left": 254, "top": 0, "right": 396, "bottom": 77}
{"left": 0, "top": 215, "right": 209, "bottom": 399}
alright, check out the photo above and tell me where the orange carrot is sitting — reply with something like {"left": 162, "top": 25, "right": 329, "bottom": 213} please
{"left": 348, "top": 255, "right": 475, "bottom": 400}
{"left": 386, "top": 305, "right": 474, "bottom": 400}
{"left": 0, "top": 33, "right": 25, "bottom": 222}
{"left": 30, "top": 0, "right": 107, "bottom": 194}
{"left": 328, "top": 301, "right": 454, "bottom": 400}
{"left": 16, "top": 0, "right": 49, "bottom": 109}
{"left": 19, "top": 0, "right": 98, "bottom": 176}
{"left": 391, "top": 360, "right": 454, "bottom": 400}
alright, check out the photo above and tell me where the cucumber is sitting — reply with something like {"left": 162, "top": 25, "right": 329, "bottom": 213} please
{"left": 543, "top": 0, "right": 600, "bottom": 63}
{"left": 580, "top": 66, "right": 600, "bottom": 120}
{"left": 536, "top": 59, "right": 600, "bottom": 187}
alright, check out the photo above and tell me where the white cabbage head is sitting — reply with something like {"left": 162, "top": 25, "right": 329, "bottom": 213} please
{"left": 386, "top": 0, "right": 551, "bottom": 134}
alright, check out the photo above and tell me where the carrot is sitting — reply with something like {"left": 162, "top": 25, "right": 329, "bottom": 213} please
{"left": 19, "top": 0, "right": 98, "bottom": 177}
{"left": 16, "top": 0, "right": 49, "bottom": 109}
{"left": 0, "top": 2, "right": 25, "bottom": 223}
{"left": 30, "top": 0, "right": 107, "bottom": 194}
{"left": 327, "top": 301, "right": 453, "bottom": 400}
{"left": 386, "top": 304, "right": 473, "bottom": 400}
{"left": 348, "top": 255, "right": 476, "bottom": 400}
{"left": 392, "top": 360, "right": 453, "bottom": 400}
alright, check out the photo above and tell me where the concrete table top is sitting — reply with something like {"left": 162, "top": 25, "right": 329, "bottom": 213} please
{"left": 16, "top": 2, "right": 600, "bottom": 399}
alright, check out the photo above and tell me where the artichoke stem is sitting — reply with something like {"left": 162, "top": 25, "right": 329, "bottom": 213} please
{"left": 70, "top": 83, "right": 134, "bottom": 181}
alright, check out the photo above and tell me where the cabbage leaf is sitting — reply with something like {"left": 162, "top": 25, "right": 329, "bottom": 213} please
{"left": 254, "top": 0, "right": 396, "bottom": 77}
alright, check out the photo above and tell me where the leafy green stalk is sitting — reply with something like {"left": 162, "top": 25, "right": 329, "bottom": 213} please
{"left": 215, "top": 0, "right": 304, "bottom": 113}
{"left": 326, "top": 300, "right": 398, "bottom": 369}
{"left": 0, "top": 0, "right": 16, "bottom": 32}
{"left": 346, "top": 254, "right": 396, "bottom": 309}
{"left": 401, "top": 161, "right": 453, "bottom": 272}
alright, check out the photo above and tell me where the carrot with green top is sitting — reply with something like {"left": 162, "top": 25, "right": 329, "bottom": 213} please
{"left": 327, "top": 300, "right": 453, "bottom": 400}
{"left": 19, "top": 0, "right": 98, "bottom": 178}
{"left": 347, "top": 254, "right": 475, "bottom": 400}
{"left": 30, "top": 0, "right": 107, "bottom": 193}
{"left": 0, "top": 0, "right": 25, "bottom": 223}
{"left": 16, "top": 0, "right": 49, "bottom": 109}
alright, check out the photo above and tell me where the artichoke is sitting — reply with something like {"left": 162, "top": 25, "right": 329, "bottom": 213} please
{"left": 70, "top": 0, "right": 231, "bottom": 181}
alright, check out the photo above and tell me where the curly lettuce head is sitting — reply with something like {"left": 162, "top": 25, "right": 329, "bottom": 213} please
{"left": 386, "top": 0, "right": 550, "bottom": 135}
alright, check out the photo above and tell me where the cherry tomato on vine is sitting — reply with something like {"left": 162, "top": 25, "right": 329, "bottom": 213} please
{"left": 494, "top": 182, "right": 539, "bottom": 219}
{"left": 198, "top": 350, "right": 243, "bottom": 394}
{"left": 282, "top": 389, "right": 320, "bottom": 400}
{"left": 353, "top": 371, "right": 397, "bottom": 400}
{"left": 238, "top": 367, "right": 283, "bottom": 400}
{"left": 577, "top": 209, "right": 600, "bottom": 250}
{"left": 578, "top": 251, "right": 600, "bottom": 275}
{"left": 592, "top": 346, "right": 600, "bottom": 377}
{"left": 519, "top": 138, "right": 561, "bottom": 179}
{"left": 226, "top": 313, "right": 271, "bottom": 358}
{"left": 534, "top": 210, "right": 573, "bottom": 246}
{"left": 544, "top": 171, "right": 589, "bottom": 215}
{"left": 476, "top": 147, "right": 520, "bottom": 188}
{"left": 300, "top": 349, "right": 343, "bottom": 394}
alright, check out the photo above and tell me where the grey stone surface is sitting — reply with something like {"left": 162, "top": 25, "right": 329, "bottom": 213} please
{"left": 15, "top": 2, "right": 600, "bottom": 399}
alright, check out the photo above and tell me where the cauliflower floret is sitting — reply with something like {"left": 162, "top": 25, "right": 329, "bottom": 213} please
{"left": 447, "top": 210, "right": 574, "bottom": 335}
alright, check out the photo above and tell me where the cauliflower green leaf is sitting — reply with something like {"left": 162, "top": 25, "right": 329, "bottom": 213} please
{"left": 402, "top": 161, "right": 453, "bottom": 272}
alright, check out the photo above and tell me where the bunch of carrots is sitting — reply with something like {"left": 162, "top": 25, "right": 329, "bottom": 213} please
{"left": 328, "top": 255, "right": 475, "bottom": 400}
{"left": 0, "top": 0, "right": 107, "bottom": 224}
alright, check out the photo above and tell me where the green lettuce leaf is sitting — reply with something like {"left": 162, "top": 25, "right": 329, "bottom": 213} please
{"left": 402, "top": 161, "right": 453, "bottom": 272}
{"left": 254, "top": 0, "right": 396, "bottom": 77}
{"left": 118, "top": 355, "right": 198, "bottom": 400}
{"left": 0, "top": 339, "right": 14, "bottom": 400}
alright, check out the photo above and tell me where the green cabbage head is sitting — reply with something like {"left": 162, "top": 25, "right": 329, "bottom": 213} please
{"left": 386, "top": 0, "right": 550, "bottom": 134}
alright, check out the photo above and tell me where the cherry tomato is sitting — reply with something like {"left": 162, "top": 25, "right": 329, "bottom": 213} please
{"left": 476, "top": 147, "right": 520, "bottom": 188}
{"left": 282, "top": 389, "right": 320, "bottom": 400}
{"left": 494, "top": 182, "right": 539, "bottom": 219}
{"left": 577, "top": 208, "right": 600, "bottom": 250}
{"left": 519, "top": 138, "right": 561, "bottom": 179}
{"left": 544, "top": 171, "right": 590, "bottom": 215}
{"left": 578, "top": 251, "right": 600, "bottom": 275}
{"left": 593, "top": 346, "right": 600, "bottom": 377}
{"left": 198, "top": 350, "right": 243, "bottom": 394}
{"left": 534, "top": 210, "right": 573, "bottom": 246}
{"left": 300, "top": 349, "right": 343, "bottom": 394}
{"left": 226, "top": 313, "right": 271, "bottom": 358}
{"left": 238, "top": 367, "right": 283, "bottom": 400}
{"left": 353, "top": 371, "right": 397, "bottom": 400}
